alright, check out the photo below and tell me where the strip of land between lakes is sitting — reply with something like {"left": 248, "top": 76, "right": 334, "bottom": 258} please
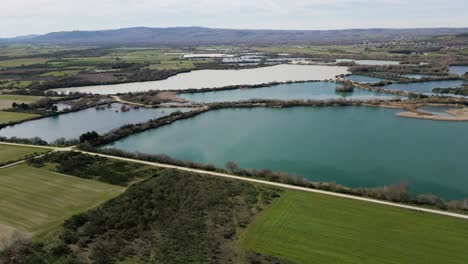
{"left": 1, "top": 141, "right": 468, "bottom": 220}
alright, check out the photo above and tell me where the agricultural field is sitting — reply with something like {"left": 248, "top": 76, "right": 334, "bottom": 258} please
{"left": 0, "top": 80, "right": 32, "bottom": 89}
{"left": 0, "top": 58, "right": 49, "bottom": 68}
{"left": 0, "top": 44, "right": 94, "bottom": 57}
{"left": 0, "top": 94, "right": 44, "bottom": 109}
{"left": 148, "top": 60, "right": 202, "bottom": 70}
{"left": 39, "top": 70, "right": 81, "bottom": 77}
{"left": 0, "top": 45, "right": 217, "bottom": 92}
{"left": 0, "top": 110, "right": 38, "bottom": 124}
{"left": 0, "top": 143, "right": 50, "bottom": 165}
{"left": 241, "top": 191, "right": 468, "bottom": 264}
{"left": 0, "top": 163, "right": 124, "bottom": 240}
{"left": 253, "top": 44, "right": 393, "bottom": 58}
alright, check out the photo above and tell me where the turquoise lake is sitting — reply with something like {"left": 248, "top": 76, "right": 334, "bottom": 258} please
{"left": 0, "top": 103, "right": 187, "bottom": 142}
{"left": 105, "top": 106, "right": 468, "bottom": 199}
{"left": 178, "top": 82, "right": 401, "bottom": 103}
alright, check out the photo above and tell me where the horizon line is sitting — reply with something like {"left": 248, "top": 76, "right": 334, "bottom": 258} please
{"left": 3, "top": 25, "right": 468, "bottom": 39}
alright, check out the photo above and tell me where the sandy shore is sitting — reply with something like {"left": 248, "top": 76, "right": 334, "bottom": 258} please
{"left": 397, "top": 107, "right": 468, "bottom": 121}
{"left": 368, "top": 102, "right": 468, "bottom": 121}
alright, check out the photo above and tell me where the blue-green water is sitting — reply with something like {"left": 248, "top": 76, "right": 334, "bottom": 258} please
{"left": 383, "top": 80, "right": 465, "bottom": 94}
{"left": 345, "top": 75, "right": 385, "bottom": 83}
{"left": 449, "top": 66, "right": 468, "bottom": 76}
{"left": 178, "top": 82, "right": 401, "bottom": 103}
{"left": 105, "top": 107, "right": 468, "bottom": 199}
{"left": 0, "top": 103, "right": 187, "bottom": 143}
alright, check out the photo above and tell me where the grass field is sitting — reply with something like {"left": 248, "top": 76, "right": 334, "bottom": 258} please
{"left": 241, "top": 191, "right": 468, "bottom": 264}
{"left": 0, "top": 110, "right": 38, "bottom": 124}
{"left": 0, "top": 144, "right": 50, "bottom": 165}
{"left": 0, "top": 80, "right": 32, "bottom": 89}
{"left": 0, "top": 94, "right": 44, "bottom": 109}
{"left": 0, "top": 44, "right": 94, "bottom": 57}
{"left": 0, "top": 164, "right": 124, "bottom": 239}
{"left": 0, "top": 58, "right": 49, "bottom": 68}
{"left": 39, "top": 70, "right": 81, "bottom": 77}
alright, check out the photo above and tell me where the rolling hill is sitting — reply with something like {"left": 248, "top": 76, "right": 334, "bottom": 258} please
{"left": 2, "top": 27, "right": 468, "bottom": 45}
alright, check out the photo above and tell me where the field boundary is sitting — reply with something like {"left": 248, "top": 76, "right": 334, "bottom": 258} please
{"left": 1, "top": 141, "right": 468, "bottom": 221}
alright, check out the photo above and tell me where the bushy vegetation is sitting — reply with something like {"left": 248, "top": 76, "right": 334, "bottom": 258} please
{"left": 0, "top": 163, "right": 123, "bottom": 246}
{"left": 79, "top": 108, "right": 208, "bottom": 147}
{"left": 28, "top": 151, "right": 159, "bottom": 186}
{"left": 1, "top": 169, "right": 281, "bottom": 264}
{"left": 79, "top": 145, "right": 468, "bottom": 212}
{"left": 433, "top": 85, "right": 468, "bottom": 96}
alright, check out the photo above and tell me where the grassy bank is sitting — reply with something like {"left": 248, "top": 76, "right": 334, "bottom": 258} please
{"left": 241, "top": 190, "right": 468, "bottom": 264}
{"left": 0, "top": 143, "right": 49, "bottom": 165}
{"left": 0, "top": 110, "right": 39, "bottom": 124}
{"left": 0, "top": 164, "right": 123, "bottom": 239}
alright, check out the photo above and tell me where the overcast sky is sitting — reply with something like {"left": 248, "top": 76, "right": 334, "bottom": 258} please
{"left": 1, "top": 0, "right": 467, "bottom": 38}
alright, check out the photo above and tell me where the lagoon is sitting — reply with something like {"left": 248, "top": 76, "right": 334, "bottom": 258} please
{"left": 0, "top": 103, "right": 186, "bottom": 143}
{"left": 105, "top": 106, "right": 468, "bottom": 199}
{"left": 178, "top": 82, "right": 401, "bottom": 103}
{"left": 51, "top": 65, "right": 348, "bottom": 95}
{"left": 382, "top": 80, "right": 465, "bottom": 94}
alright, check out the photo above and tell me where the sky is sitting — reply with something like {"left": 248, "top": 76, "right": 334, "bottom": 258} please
{"left": 1, "top": 0, "right": 468, "bottom": 38}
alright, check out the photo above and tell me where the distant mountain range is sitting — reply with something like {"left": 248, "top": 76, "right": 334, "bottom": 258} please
{"left": 2, "top": 27, "right": 468, "bottom": 45}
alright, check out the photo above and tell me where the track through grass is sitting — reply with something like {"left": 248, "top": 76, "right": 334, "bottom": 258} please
{"left": 0, "top": 164, "right": 124, "bottom": 238}
{"left": 0, "top": 144, "right": 49, "bottom": 165}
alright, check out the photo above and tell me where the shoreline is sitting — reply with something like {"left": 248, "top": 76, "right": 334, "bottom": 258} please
{"left": 397, "top": 107, "right": 468, "bottom": 121}
{"left": 49, "top": 64, "right": 349, "bottom": 95}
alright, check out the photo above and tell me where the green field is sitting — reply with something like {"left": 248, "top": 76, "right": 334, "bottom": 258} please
{"left": 0, "top": 144, "right": 50, "bottom": 165}
{"left": 39, "top": 70, "right": 81, "bottom": 77}
{"left": 241, "top": 191, "right": 468, "bottom": 264}
{"left": 0, "top": 110, "right": 38, "bottom": 124}
{"left": 0, "top": 164, "right": 124, "bottom": 237}
{"left": 0, "top": 94, "right": 44, "bottom": 109}
{"left": 0, "top": 80, "right": 32, "bottom": 89}
{"left": 0, "top": 44, "right": 94, "bottom": 57}
{"left": 0, "top": 58, "right": 49, "bottom": 68}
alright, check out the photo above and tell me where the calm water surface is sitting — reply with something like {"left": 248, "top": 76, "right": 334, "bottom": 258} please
{"left": 449, "top": 66, "right": 468, "bottom": 76}
{"left": 178, "top": 82, "right": 401, "bottom": 103}
{"left": 383, "top": 80, "right": 465, "bottom": 94}
{"left": 0, "top": 103, "right": 187, "bottom": 142}
{"left": 52, "top": 65, "right": 348, "bottom": 95}
{"left": 345, "top": 75, "right": 385, "bottom": 83}
{"left": 105, "top": 107, "right": 468, "bottom": 199}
